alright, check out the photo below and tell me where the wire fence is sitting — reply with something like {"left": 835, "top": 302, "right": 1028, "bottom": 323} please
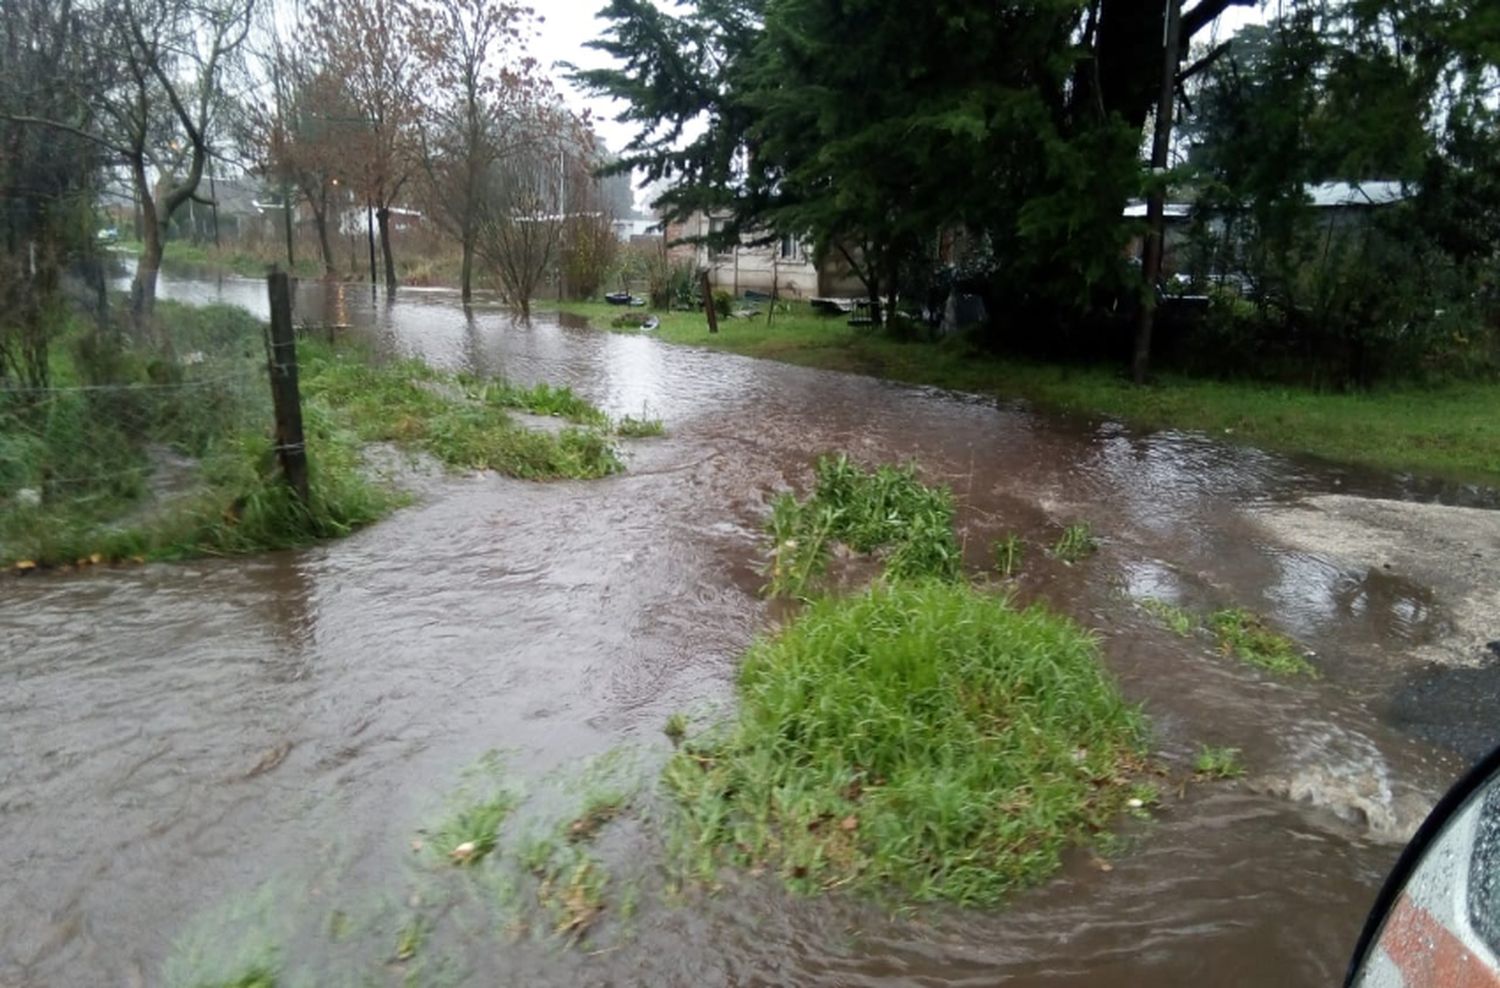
{"left": 0, "top": 306, "right": 275, "bottom": 560}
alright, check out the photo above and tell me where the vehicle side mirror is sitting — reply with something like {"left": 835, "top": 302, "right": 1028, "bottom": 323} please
{"left": 1347, "top": 744, "right": 1500, "bottom": 986}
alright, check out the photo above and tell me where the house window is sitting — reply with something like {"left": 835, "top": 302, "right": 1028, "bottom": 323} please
{"left": 779, "top": 234, "right": 797, "bottom": 260}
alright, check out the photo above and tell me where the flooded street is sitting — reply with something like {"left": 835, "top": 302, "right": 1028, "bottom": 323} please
{"left": 3, "top": 271, "right": 1496, "bottom": 985}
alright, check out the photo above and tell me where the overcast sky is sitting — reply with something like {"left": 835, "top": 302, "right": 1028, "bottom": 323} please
{"left": 531, "top": 0, "right": 638, "bottom": 154}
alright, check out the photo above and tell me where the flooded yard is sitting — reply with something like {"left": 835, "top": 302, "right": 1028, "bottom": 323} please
{"left": 2, "top": 272, "right": 1495, "bottom": 985}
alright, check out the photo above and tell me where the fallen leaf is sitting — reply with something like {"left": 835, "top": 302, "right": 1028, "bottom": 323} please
{"left": 839, "top": 815, "right": 859, "bottom": 832}
{"left": 449, "top": 841, "right": 477, "bottom": 864}
{"left": 15, "top": 560, "right": 36, "bottom": 571}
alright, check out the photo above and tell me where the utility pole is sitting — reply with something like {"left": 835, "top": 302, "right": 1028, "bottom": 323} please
{"left": 366, "top": 198, "right": 377, "bottom": 289}
{"left": 283, "top": 182, "right": 296, "bottom": 270}
{"left": 208, "top": 158, "right": 221, "bottom": 249}
{"left": 1132, "top": 0, "right": 1182, "bottom": 386}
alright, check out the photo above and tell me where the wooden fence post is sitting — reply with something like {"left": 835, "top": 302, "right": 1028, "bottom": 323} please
{"left": 266, "top": 270, "right": 310, "bottom": 504}
{"left": 701, "top": 270, "right": 719, "bottom": 334}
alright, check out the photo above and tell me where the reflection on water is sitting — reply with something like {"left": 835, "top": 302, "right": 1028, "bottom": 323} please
{"left": 0, "top": 264, "right": 1477, "bottom": 984}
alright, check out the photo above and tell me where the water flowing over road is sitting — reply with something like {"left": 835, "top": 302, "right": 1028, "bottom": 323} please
{"left": 2, "top": 270, "right": 1494, "bottom": 985}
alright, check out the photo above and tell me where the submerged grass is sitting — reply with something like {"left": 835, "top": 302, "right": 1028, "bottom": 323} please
{"left": 1208, "top": 608, "right": 1318, "bottom": 678}
{"left": 992, "top": 533, "right": 1024, "bottom": 578}
{"left": 1139, "top": 596, "right": 1196, "bottom": 637}
{"left": 766, "top": 453, "right": 959, "bottom": 596}
{"left": 616, "top": 414, "right": 666, "bottom": 437}
{"left": 1193, "top": 745, "right": 1245, "bottom": 779}
{"left": 664, "top": 580, "right": 1148, "bottom": 905}
{"left": 1051, "top": 522, "right": 1099, "bottom": 562}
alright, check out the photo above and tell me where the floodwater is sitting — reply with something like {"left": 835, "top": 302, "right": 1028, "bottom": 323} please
{"left": 1, "top": 270, "right": 1494, "bottom": 985}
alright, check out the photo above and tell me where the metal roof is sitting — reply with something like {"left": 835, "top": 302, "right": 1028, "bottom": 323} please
{"left": 1304, "top": 181, "right": 1412, "bottom": 207}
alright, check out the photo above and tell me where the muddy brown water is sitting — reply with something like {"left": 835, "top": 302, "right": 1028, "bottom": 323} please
{"left": 1, "top": 271, "right": 1494, "bottom": 985}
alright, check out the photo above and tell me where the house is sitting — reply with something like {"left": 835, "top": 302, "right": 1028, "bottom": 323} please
{"left": 1123, "top": 180, "right": 1415, "bottom": 277}
{"left": 671, "top": 211, "right": 865, "bottom": 298}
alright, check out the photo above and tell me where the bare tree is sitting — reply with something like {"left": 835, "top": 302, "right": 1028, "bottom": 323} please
{"left": 307, "top": 0, "right": 423, "bottom": 295}
{"left": 109, "top": 0, "right": 255, "bottom": 322}
{"left": 416, "top": 0, "right": 545, "bottom": 301}
{"left": 244, "top": 31, "right": 356, "bottom": 279}
{"left": 474, "top": 144, "right": 564, "bottom": 318}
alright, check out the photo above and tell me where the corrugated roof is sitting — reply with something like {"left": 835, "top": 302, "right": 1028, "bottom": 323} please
{"left": 1304, "top": 181, "right": 1412, "bottom": 207}
{"left": 1122, "top": 181, "right": 1413, "bottom": 218}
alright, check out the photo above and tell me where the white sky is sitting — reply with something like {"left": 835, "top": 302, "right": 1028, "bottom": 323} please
{"left": 530, "top": 0, "right": 637, "bottom": 153}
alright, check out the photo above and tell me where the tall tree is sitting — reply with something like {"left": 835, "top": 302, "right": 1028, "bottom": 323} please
{"left": 308, "top": 0, "right": 423, "bottom": 294}
{"left": 104, "top": 0, "right": 255, "bottom": 323}
{"left": 416, "top": 0, "right": 544, "bottom": 301}
{"left": 580, "top": 0, "right": 1264, "bottom": 356}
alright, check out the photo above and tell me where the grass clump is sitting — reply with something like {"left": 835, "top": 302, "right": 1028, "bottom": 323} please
{"left": 1193, "top": 745, "right": 1245, "bottom": 779}
{"left": 1139, "top": 597, "right": 1195, "bottom": 637}
{"left": 663, "top": 712, "right": 689, "bottom": 745}
{"left": 766, "top": 453, "right": 959, "bottom": 596}
{"left": 1208, "top": 608, "right": 1318, "bottom": 678}
{"left": 664, "top": 580, "right": 1148, "bottom": 905}
{"left": 1051, "top": 522, "right": 1099, "bottom": 562}
{"left": 478, "top": 380, "right": 608, "bottom": 427}
{"left": 992, "top": 533, "right": 1024, "bottom": 577}
{"left": 615, "top": 414, "right": 665, "bottom": 437}
{"left": 425, "top": 755, "right": 520, "bottom": 866}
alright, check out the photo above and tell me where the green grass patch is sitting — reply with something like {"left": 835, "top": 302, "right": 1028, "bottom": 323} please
{"left": 550, "top": 299, "right": 1500, "bottom": 484}
{"left": 766, "top": 453, "right": 959, "bottom": 596}
{"left": 162, "top": 240, "right": 322, "bottom": 280}
{"left": 1139, "top": 597, "right": 1195, "bottom": 636}
{"left": 471, "top": 377, "right": 609, "bottom": 427}
{"left": 299, "top": 342, "right": 621, "bottom": 481}
{"left": 615, "top": 414, "right": 666, "bottom": 437}
{"left": 1051, "top": 522, "right": 1099, "bottom": 562}
{"left": 663, "top": 712, "right": 689, "bottom": 745}
{"left": 1208, "top": 608, "right": 1318, "bottom": 677}
{"left": 663, "top": 580, "right": 1148, "bottom": 905}
{"left": 1193, "top": 745, "right": 1245, "bottom": 779}
{"left": 992, "top": 533, "right": 1024, "bottom": 577}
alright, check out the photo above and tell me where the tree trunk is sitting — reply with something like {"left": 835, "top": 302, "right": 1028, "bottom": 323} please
{"left": 460, "top": 236, "right": 474, "bottom": 302}
{"left": 376, "top": 206, "right": 396, "bottom": 295}
{"left": 282, "top": 183, "right": 296, "bottom": 270}
{"left": 133, "top": 219, "right": 162, "bottom": 320}
{"left": 311, "top": 196, "right": 335, "bottom": 279}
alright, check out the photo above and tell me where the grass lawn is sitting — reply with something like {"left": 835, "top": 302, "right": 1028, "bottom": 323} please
{"left": 549, "top": 299, "right": 1500, "bottom": 484}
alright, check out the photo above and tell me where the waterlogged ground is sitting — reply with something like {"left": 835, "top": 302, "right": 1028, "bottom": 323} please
{"left": 2, "top": 270, "right": 1497, "bottom": 985}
